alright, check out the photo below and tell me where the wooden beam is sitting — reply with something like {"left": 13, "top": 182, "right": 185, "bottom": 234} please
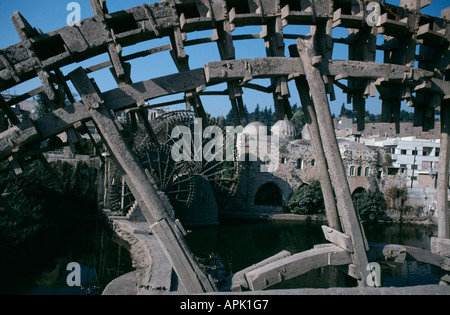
{"left": 227, "top": 250, "right": 291, "bottom": 291}
{"left": 322, "top": 225, "right": 353, "bottom": 252}
{"left": 68, "top": 67, "right": 215, "bottom": 294}
{"left": 437, "top": 101, "right": 450, "bottom": 239}
{"left": 204, "top": 58, "right": 450, "bottom": 96}
{"left": 244, "top": 244, "right": 352, "bottom": 291}
{"left": 0, "top": 69, "right": 207, "bottom": 162}
{"left": 289, "top": 58, "right": 341, "bottom": 231}
{"left": 296, "top": 36, "right": 370, "bottom": 286}
{"left": 431, "top": 237, "right": 450, "bottom": 257}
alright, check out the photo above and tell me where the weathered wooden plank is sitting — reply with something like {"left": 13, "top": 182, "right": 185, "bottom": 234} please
{"left": 151, "top": 219, "right": 215, "bottom": 293}
{"left": 368, "top": 242, "right": 450, "bottom": 270}
{"left": 297, "top": 37, "right": 370, "bottom": 286}
{"left": 0, "top": 2, "right": 179, "bottom": 92}
{"left": 431, "top": 237, "right": 450, "bottom": 257}
{"left": 68, "top": 67, "right": 215, "bottom": 294}
{"left": 322, "top": 225, "right": 353, "bottom": 252}
{"left": 10, "top": 11, "right": 38, "bottom": 42}
{"left": 203, "top": 58, "right": 450, "bottom": 96}
{"left": 403, "top": 245, "right": 450, "bottom": 271}
{"left": 0, "top": 69, "right": 207, "bottom": 161}
{"left": 0, "top": 95, "right": 20, "bottom": 126}
{"left": 290, "top": 69, "right": 341, "bottom": 231}
{"left": 204, "top": 57, "right": 304, "bottom": 83}
{"left": 437, "top": 102, "right": 450, "bottom": 239}
{"left": 103, "top": 68, "right": 207, "bottom": 110}
{"left": 244, "top": 244, "right": 351, "bottom": 291}
{"left": 0, "top": 120, "right": 41, "bottom": 161}
{"left": 227, "top": 250, "right": 291, "bottom": 291}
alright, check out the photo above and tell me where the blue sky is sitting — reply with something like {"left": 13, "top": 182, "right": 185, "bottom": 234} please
{"left": 0, "top": 0, "right": 448, "bottom": 118}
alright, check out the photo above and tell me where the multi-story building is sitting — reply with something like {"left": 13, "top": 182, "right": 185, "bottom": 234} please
{"left": 366, "top": 137, "right": 441, "bottom": 189}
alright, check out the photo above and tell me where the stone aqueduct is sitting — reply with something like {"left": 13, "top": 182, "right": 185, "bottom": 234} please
{"left": 1, "top": 0, "right": 450, "bottom": 294}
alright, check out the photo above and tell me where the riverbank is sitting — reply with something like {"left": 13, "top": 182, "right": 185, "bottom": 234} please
{"left": 269, "top": 212, "right": 436, "bottom": 226}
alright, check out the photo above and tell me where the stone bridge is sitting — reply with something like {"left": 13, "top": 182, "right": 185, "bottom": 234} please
{"left": 0, "top": 0, "right": 449, "bottom": 294}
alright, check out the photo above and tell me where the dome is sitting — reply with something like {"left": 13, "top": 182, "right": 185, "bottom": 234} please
{"left": 271, "top": 119, "right": 297, "bottom": 140}
{"left": 242, "top": 121, "right": 267, "bottom": 136}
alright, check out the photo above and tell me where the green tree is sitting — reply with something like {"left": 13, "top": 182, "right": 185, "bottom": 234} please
{"left": 399, "top": 110, "right": 414, "bottom": 122}
{"left": 290, "top": 106, "right": 305, "bottom": 135}
{"left": 223, "top": 108, "right": 236, "bottom": 126}
{"left": 285, "top": 181, "right": 325, "bottom": 215}
{"left": 252, "top": 103, "right": 261, "bottom": 122}
{"left": 35, "top": 92, "right": 55, "bottom": 118}
{"left": 352, "top": 190, "right": 387, "bottom": 221}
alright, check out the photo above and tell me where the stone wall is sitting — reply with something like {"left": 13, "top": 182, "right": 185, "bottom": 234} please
{"left": 224, "top": 134, "right": 381, "bottom": 219}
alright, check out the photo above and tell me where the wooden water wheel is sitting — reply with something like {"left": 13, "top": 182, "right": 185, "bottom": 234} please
{"left": 106, "top": 110, "right": 239, "bottom": 216}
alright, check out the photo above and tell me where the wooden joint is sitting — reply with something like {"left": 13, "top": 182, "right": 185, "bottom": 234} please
{"left": 90, "top": 0, "right": 108, "bottom": 16}
{"left": 311, "top": 56, "right": 322, "bottom": 67}
{"left": 322, "top": 225, "right": 354, "bottom": 253}
{"left": 68, "top": 67, "right": 104, "bottom": 110}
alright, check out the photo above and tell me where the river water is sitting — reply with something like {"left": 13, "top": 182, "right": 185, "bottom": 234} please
{"left": 185, "top": 220, "right": 444, "bottom": 289}
{"left": 3, "top": 219, "right": 444, "bottom": 294}
{"left": 2, "top": 225, "right": 135, "bottom": 295}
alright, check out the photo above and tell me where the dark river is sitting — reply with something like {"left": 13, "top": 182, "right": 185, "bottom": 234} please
{"left": 1, "top": 225, "right": 135, "bottom": 295}
{"left": 2, "top": 219, "right": 443, "bottom": 294}
{"left": 185, "top": 220, "right": 444, "bottom": 290}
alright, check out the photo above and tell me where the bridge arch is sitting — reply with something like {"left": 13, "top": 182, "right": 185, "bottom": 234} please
{"left": 352, "top": 187, "right": 367, "bottom": 197}
{"left": 254, "top": 182, "right": 283, "bottom": 206}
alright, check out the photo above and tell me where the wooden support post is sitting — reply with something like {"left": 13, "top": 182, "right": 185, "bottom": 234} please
{"left": 0, "top": 95, "right": 20, "bottom": 126}
{"left": 297, "top": 37, "right": 369, "bottom": 286}
{"left": 264, "top": 17, "right": 292, "bottom": 120}
{"left": 68, "top": 67, "right": 215, "bottom": 293}
{"left": 90, "top": 0, "right": 108, "bottom": 15}
{"left": 290, "top": 65, "right": 341, "bottom": 231}
{"left": 0, "top": 96, "right": 64, "bottom": 191}
{"left": 437, "top": 101, "right": 450, "bottom": 239}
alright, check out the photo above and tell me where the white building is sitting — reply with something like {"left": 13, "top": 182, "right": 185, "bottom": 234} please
{"left": 366, "top": 136, "right": 441, "bottom": 189}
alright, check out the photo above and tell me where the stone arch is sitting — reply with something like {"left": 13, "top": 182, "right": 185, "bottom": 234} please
{"left": 352, "top": 187, "right": 367, "bottom": 197}
{"left": 254, "top": 182, "right": 283, "bottom": 206}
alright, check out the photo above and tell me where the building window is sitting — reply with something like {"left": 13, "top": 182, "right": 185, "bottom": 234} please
{"left": 281, "top": 157, "right": 287, "bottom": 164}
{"left": 412, "top": 150, "right": 418, "bottom": 156}
{"left": 365, "top": 167, "right": 370, "bottom": 177}
{"left": 297, "top": 158, "right": 303, "bottom": 169}
{"left": 436, "top": 148, "right": 440, "bottom": 157}
{"left": 350, "top": 166, "right": 355, "bottom": 176}
{"left": 401, "top": 149, "right": 407, "bottom": 155}
{"left": 311, "top": 159, "right": 316, "bottom": 167}
{"left": 411, "top": 165, "right": 418, "bottom": 170}
{"left": 423, "top": 147, "right": 433, "bottom": 156}
{"left": 357, "top": 166, "right": 363, "bottom": 177}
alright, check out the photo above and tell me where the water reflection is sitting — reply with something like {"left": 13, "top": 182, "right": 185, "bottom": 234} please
{"left": 2, "top": 225, "right": 134, "bottom": 295}
{"left": 4, "top": 219, "right": 443, "bottom": 294}
{"left": 186, "top": 220, "right": 443, "bottom": 290}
